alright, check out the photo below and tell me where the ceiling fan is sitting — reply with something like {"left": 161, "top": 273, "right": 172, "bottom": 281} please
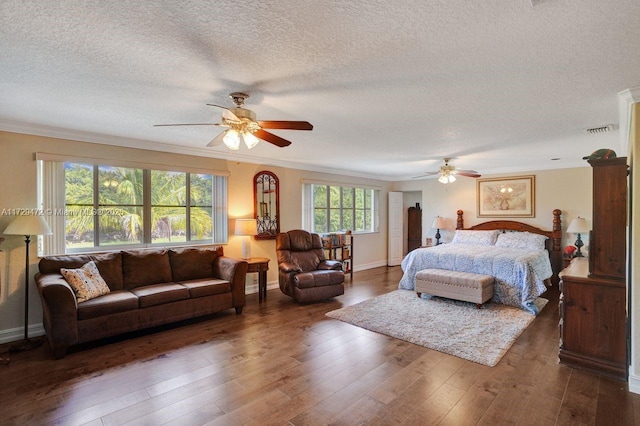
{"left": 154, "top": 92, "right": 313, "bottom": 150}
{"left": 413, "top": 158, "right": 481, "bottom": 183}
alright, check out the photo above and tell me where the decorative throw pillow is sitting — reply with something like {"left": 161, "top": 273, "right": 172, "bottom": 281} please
{"left": 60, "top": 261, "right": 110, "bottom": 302}
{"left": 451, "top": 230, "right": 500, "bottom": 246}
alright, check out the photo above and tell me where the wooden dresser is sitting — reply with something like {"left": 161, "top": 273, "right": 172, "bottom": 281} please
{"left": 558, "top": 157, "right": 628, "bottom": 380}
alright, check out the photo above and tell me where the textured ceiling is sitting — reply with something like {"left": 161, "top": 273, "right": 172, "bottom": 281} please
{"left": 1, "top": 0, "right": 639, "bottom": 180}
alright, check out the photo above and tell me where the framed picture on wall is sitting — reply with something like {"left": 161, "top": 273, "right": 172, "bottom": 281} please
{"left": 477, "top": 175, "right": 535, "bottom": 217}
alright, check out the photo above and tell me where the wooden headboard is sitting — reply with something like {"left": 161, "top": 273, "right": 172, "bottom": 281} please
{"left": 455, "top": 209, "right": 563, "bottom": 284}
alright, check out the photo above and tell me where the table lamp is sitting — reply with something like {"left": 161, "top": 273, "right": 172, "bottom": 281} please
{"left": 566, "top": 216, "right": 589, "bottom": 257}
{"left": 432, "top": 216, "right": 447, "bottom": 245}
{"left": 2, "top": 214, "right": 52, "bottom": 354}
{"left": 235, "top": 218, "right": 257, "bottom": 259}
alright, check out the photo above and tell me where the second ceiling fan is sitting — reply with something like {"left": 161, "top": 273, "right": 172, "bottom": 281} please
{"left": 414, "top": 158, "right": 481, "bottom": 183}
{"left": 155, "top": 92, "right": 313, "bottom": 150}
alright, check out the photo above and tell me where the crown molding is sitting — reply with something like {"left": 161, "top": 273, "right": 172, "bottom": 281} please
{"left": 0, "top": 119, "right": 392, "bottom": 181}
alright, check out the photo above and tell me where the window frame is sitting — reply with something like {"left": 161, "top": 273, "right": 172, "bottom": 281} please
{"left": 303, "top": 182, "right": 379, "bottom": 235}
{"left": 37, "top": 155, "right": 228, "bottom": 255}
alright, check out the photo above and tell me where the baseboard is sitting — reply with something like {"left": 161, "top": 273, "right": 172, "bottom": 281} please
{"left": 629, "top": 373, "right": 640, "bottom": 394}
{"left": 354, "top": 260, "right": 388, "bottom": 272}
{"left": 245, "top": 281, "right": 278, "bottom": 295}
{"left": 0, "top": 324, "right": 45, "bottom": 345}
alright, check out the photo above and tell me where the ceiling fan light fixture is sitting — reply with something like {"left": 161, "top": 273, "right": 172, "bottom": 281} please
{"left": 438, "top": 170, "right": 456, "bottom": 184}
{"left": 242, "top": 131, "right": 260, "bottom": 149}
{"left": 223, "top": 130, "right": 240, "bottom": 150}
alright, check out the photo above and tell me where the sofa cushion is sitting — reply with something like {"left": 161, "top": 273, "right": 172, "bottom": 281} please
{"left": 60, "top": 261, "right": 111, "bottom": 302}
{"left": 39, "top": 255, "right": 92, "bottom": 274}
{"left": 122, "top": 249, "right": 172, "bottom": 289}
{"left": 178, "top": 278, "right": 230, "bottom": 298}
{"left": 169, "top": 246, "right": 223, "bottom": 282}
{"left": 130, "top": 283, "right": 190, "bottom": 308}
{"left": 89, "top": 252, "right": 124, "bottom": 290}
{"left": 77, "top": 290, "right": 139, "bottom": 320}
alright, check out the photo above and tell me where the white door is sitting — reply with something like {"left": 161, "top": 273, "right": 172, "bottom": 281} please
{"left": 388, "top": 191, "right": 403, "bottom": 266}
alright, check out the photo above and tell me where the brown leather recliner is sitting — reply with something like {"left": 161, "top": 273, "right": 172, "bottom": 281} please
{"left": 276, "top": 230, "right": 345, "bottom": 303}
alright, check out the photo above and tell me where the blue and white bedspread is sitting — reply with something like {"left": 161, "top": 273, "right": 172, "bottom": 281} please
{"left": 399, "top": 244, "right": 552, "bottom": 314}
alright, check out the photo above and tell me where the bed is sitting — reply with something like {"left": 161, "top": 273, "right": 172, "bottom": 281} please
{"left": 399, "top": 209, "right": 563, "bottom": 314}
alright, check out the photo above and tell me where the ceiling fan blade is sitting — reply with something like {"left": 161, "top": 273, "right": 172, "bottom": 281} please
{"left": 411, "top": 171, "right": 440, "bottom": 179}
{"left": 456, "top": 171, "right": 482, "bottom": 178}
{"left": 455, "top": 169, "right": 480, "bottom": 174}
{"left": 154, "top": 123, "right": 217, "bottom": 127}
{"left": 258, "top": 121, "right": 313, "bottom": 131}
{"left": 206, "top": 104, "right": 241, "bottom": 121}
{"left": 206, "top": 130, "right": 227, "bottom": 147}
{"left": 254, "top": 129, "right": 292, "bottom": 147}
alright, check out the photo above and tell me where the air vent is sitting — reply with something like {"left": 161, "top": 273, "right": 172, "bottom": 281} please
{"left": 586, "top": 124, "right": 615, "bottom": 134}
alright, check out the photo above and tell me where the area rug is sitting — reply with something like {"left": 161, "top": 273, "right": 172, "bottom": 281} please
{"left": 326, "top": 290, "right": 548, "bottom": 367}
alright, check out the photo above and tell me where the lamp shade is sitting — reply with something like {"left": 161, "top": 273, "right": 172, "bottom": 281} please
{"left": 223, "top": 130, "right": 241, "bottom": 150}
{"left": 432, "top": 216, "right": 447, "bottom": 229}
{"left": 242, "top": 132, "right": 260, "bottom": 149}
{"left": 566, "top": 217, "right": 589, "bottom": 234}
{"left": 235, "top": 218, "right": 257, "bottom": 236}
{"left": 3, "top": 215, "right": 52, "bottom": 236}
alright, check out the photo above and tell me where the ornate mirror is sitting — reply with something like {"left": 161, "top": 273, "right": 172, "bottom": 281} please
{"left": 253, "top": 171, "right": 280, "bottom": 239}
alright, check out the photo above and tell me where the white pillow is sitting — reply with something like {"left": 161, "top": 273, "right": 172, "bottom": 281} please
{"left": 450, "top": 230, "right": 500, "bottom": 246}
{"left": 527, "top": 233, "right": 549, "bottom": 250}
{"left": 61, "top": 261, "right": 110, "bottom": 302}
{"left": 495, "top": 232, "right": 548, "bottom": 250}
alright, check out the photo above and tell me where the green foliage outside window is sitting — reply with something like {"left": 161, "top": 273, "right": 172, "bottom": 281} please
{"left": 65, "top": 163, "right": 213, "bottom": 249}
{"left": 312, "top": 184, "right": 374, "bottom": 234}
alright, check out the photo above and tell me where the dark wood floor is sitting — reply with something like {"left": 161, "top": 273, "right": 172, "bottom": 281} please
{"left": 1, "top": 266, "right": 639, "bottom": 425}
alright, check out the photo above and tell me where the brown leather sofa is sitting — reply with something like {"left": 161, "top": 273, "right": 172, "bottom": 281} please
{"left": 35, "top": 246, "right": 248, "bottom": 358}
{"left": 276, "top": 230, "right": 345, "bottom": 303}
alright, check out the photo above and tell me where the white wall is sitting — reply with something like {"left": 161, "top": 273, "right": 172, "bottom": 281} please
{"left": 0, "top": 131, "right": 391, "bottom": 343}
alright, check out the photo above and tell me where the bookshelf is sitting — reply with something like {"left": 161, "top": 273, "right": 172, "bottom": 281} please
{"left": 321, "top": 233, "right": 354, "bottom": 280}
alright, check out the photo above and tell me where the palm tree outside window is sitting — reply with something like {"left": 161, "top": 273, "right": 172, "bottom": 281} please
{"left": 64, "top": 163, "right": 214, "bottom": 251}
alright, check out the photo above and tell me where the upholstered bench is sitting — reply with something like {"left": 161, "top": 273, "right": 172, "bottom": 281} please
{"left": 415, "top": 269, "right": 495, "bottom": 308}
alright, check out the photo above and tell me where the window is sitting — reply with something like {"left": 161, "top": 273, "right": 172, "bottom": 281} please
{"left": 304, "top": 183, "right": 378, "bottom": 234}
{"left": 38, "top": 158, "right": 227, "bottom": 254}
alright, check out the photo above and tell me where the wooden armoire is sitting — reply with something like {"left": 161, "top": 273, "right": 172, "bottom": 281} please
{"left": 407, "top": 204, "right": 422, "bottom": 252}
{"left": 559, "top": 157, "right": 628, "bottom": 380}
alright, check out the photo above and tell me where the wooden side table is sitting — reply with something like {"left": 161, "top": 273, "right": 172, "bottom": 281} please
{"left": 245, "top": 257, "right": 270, "bottom": 301}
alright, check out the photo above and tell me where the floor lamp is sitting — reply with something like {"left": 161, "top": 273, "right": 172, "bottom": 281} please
{"left": 2, "top": 215, "right": 52, "bottom": 357}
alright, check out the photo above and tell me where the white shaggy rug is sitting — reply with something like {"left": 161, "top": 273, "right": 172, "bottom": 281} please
{"left": 326, "top": 290, "right": 548, "bottom": 367}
